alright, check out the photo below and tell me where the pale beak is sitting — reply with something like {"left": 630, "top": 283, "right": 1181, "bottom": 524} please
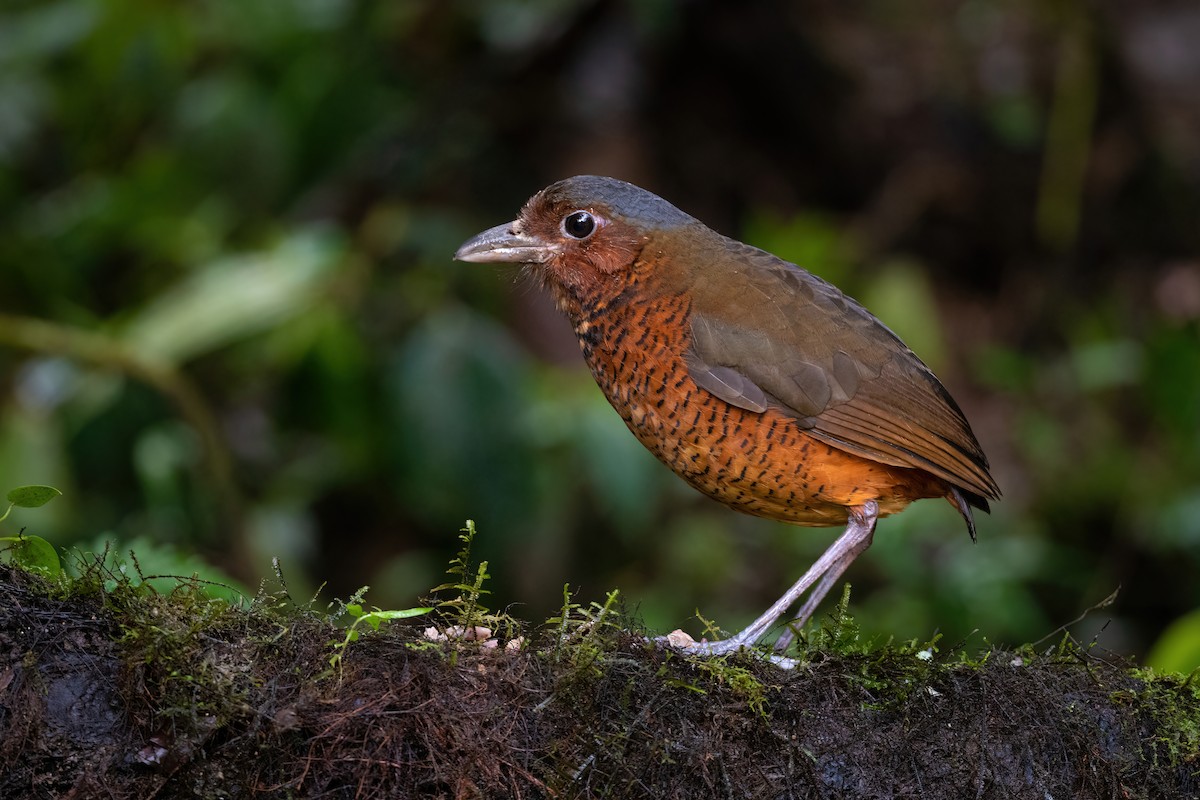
{"left": 453, "top": 222, "right": 554, "bottom": 264}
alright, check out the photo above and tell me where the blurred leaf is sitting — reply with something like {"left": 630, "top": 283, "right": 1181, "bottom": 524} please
{"left": 474, "top": 0, "right": 587, "bottom": 52}
{"left": 860, "top": 258, "right": 946, "bottom": 370}
{"left": 1146, "top": 489, "right": 1200, "bottom": 551}
{"left": 1145, "top": 608, "right": 1200, "bottom": 674}
{"left": 121, "top": 229, "right": 344, "bottom": 363}
{"left": 1143, "top": 326, "right": 1200, "bottom": 446}
{"left": 985, "top": 95, "right": 1041, "bottom": 148}
{"left": 974, "top": 345, "right": 1036, "bottom": 392}
{"left": 170, "top": 74, "right": 290, "bottom": 212}
{"left": 0, "top": 1, "right": 100, "bottom": 64}
{"left": 1015, "top": 407, "right": 1068, "bottom": 473}
{"left": 1071, "top": 339, "right": 1142, "bottom": 391}
{"left": 741, "top": 211, "right": 853, "bottom": 285}
{"left": 523, "top": 371, "right": 666, "bottom": 532}
{"left": 246, "top": 503, "right": 318, "bottom": 568}
{"left": 72, "top": 535, "right": 244, "bottom": 601}
{"left": 0, "top": 73, "right": 48, "bottom": 161}
{"left": 133, "top": 422, "right": 198, "bottom": 516}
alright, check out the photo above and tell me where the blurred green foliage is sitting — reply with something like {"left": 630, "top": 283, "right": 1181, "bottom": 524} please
{"left": 1, "top": 0, "right": 1199, "bottom": 667}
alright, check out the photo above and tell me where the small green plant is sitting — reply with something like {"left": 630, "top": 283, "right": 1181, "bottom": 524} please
{"left": 548, "top": 582, "right": 584, "bottom": 647}
{"left": 695, "top": 609, "right": 725, "bottom": 642}
{"left": 430, "top": 519, "right": 493, "bottom": 630}
{"left": 796, "top": 582, "right": 863, "bottom": 654}
{"left": 546, "top": 585, "right": 623, "bottom": 666}
{"left": 328, "top": 586, "right": 433, "bottom": 674}
{"left": 0, "top": 485, "right": 63, "bottom": 576}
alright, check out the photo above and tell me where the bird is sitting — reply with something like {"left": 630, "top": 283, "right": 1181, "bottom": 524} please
{"left": 455, "top": 175, "right": 1000, "bottom": 657}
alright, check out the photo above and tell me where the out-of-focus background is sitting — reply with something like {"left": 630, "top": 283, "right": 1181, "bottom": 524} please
{"left": 1, "top": 0, "right": 1198, "bottom": 666}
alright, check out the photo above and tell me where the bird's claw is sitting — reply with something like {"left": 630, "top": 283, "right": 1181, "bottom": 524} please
{"left": 649, "top": 629, "right": 800, "bottom": 669}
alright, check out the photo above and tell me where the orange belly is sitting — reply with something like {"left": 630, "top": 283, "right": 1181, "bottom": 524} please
{"left": 624, "top": 393, "right": 945, "bottom": 526}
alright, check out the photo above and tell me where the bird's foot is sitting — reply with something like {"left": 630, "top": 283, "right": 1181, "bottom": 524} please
{"left": 650, "top": 629, "right": 799, "bottom": 670}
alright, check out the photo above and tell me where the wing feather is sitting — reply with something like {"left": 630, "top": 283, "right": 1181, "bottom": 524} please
{"left": 682, "top": 236, "right": 1000, "bottom": 501}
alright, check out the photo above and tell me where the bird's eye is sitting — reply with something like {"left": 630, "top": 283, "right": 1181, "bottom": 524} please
{"left": 561, "top": 211, "right": 597, "bottom": 239}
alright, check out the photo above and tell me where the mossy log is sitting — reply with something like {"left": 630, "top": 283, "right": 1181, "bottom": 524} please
{"left": 1, "top": 564, "right": 1197, "bottom": 799}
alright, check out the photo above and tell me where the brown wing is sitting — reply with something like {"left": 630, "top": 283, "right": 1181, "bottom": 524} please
{"left": 682, "top": 235, "right": 1000, "bottom": 504}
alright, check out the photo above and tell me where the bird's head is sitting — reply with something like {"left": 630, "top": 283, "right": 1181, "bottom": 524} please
{"left": 454, "top": 175, "right": 697, "bottom": 315}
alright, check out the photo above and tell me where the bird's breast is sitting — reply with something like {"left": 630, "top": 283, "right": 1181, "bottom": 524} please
{"left": 572, "top": 293, "right": 942, "bottom": 526}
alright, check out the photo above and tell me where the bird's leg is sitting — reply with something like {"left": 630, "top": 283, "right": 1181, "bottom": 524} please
{"left": 773, "top": 506, "right": 877, "bottom": 652}
{"left": 772, "top": 568, "right": 842, "bottom": 653}
{"left": 682, "top": 500, "right": 879, "bottom": 657}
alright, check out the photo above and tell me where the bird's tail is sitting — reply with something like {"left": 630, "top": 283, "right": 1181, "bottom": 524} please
{"left": 946, "top": 486, "right": 989, "bottom": 543}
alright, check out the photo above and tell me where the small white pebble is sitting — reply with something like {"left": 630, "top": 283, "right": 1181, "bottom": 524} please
{"left": 444, "top": 625, "right": 493, "bottom": 641}
{"left": 665, "top": 629, "right": 696, "bottom": 648}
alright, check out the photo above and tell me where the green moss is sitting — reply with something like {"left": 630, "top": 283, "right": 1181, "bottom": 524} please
{"left": 1124, "top": 667, "right": 1200, "bottom": 768}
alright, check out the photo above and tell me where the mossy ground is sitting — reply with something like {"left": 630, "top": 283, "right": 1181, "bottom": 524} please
{"left": 2, "top": 560, "right": 1198, "bottom": 799}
